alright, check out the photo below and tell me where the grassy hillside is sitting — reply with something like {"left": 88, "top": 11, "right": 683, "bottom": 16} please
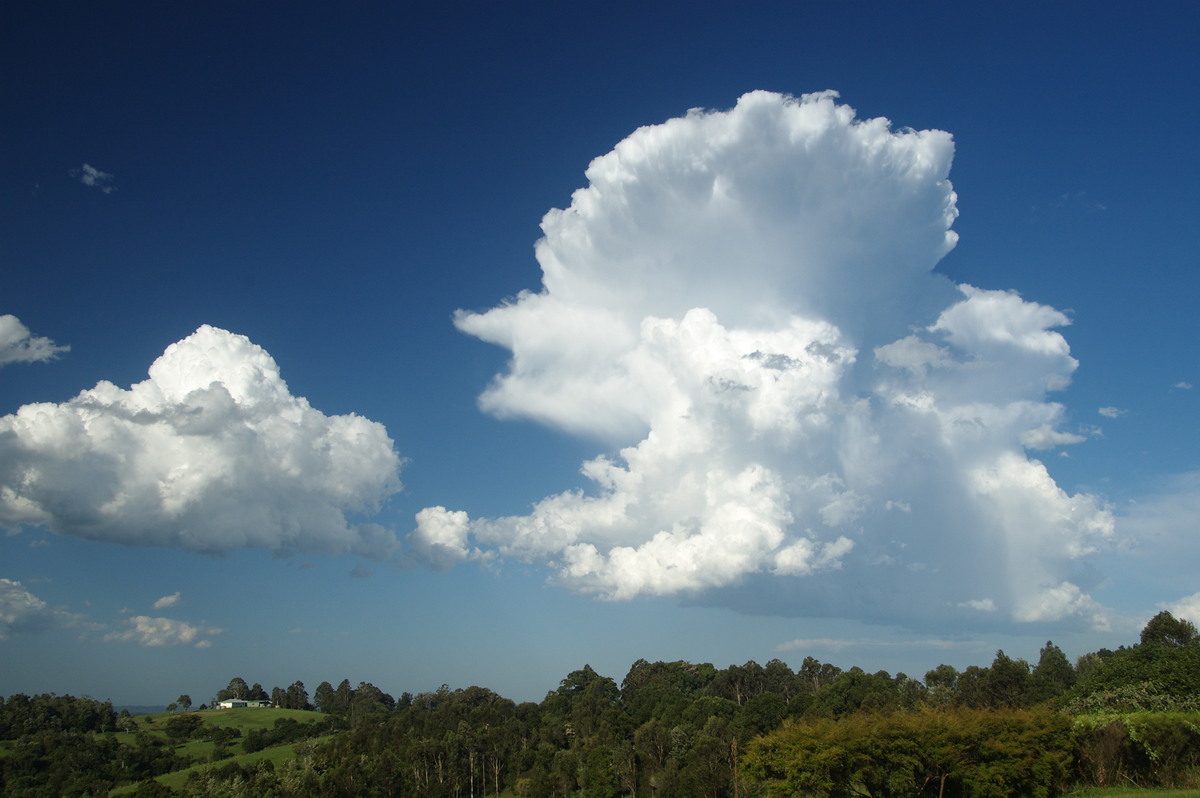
{"left": 108, "top": 707, "right": 330, "bottom": 795}
{"left": 112, "top": 737, "right": 334, "bottom": 794}
{"left": 171, "top": 706, "right": 321, "bottom": 730}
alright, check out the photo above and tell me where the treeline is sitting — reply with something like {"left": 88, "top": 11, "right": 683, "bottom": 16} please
{"left": 2, "top": 611, "right": 1198, "bottom": 797}
{"left": 155, "top": 612, "right": 1199, "bottom": 797}
{"left": 0, "top": 694, "right": 183, "bottom": 796}
{"left": 0, "top": 693, "right": 117, "bottom": 739}
{"left": 209, "top": 675, "right": 401, "bottom": 718}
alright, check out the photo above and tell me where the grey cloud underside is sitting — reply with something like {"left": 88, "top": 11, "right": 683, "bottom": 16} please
{"left": 411, "top": 90, "right": 1114, "bottom": 629}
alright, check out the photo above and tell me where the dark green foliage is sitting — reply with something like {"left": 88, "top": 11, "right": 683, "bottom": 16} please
{"left": 291, "top": 683, "right": 527, "bottom": 797}
{"left": 182, "top": 759, "right": 278, "bottom": 795}
{"left": 1140, "top": 610, "right": 1199, "bottom": 647}
{"left": 1065, "top": 618, "right": 1200, "bottom": 713}
{"left": 924, "top": 663, "right": 960, "bottom": 706}
{"left": 306, "top": 677, "right": 393, "bottom": 729}
{"left": 163, "top": 712, "right": 204, "bottom": 742}
{"left": 196, "top": 722, "right": 241, "bottom": 744}
{"left": 806, "top": 667, "right": 901, "bottom": 716}
{"left": 708, "top": 660, "right": 767, "bottom": 706}
{"left": 981, "top": 649, "right": 1031, "bottom": 708}
{"left": 731, "top": 692, "right": 785, "bottom": 742}
{"left": 127, "top": 779, "right": 179, "bottom": 797}
{"left": 285, "top": 680, "right": 310, "bottom": 711}
{"left": 543, "top": 664, "right": 621, "bottom": 745}
{"left": 0, "top": 692, "right": 117, "bottom": 739}
{"left": 215, "top": 677, "right": 251, "bottom": 702}
{"left": 241, "top": 716, "right": 331, "bottom": 753}
{"left": 620, "top": 659, "right": 717, "bottom": 728}
{"left": 797, "top": 655, "right": 843, "bottom": 693}
{"left": 0, "top": 727, "right": 185, "bottom": 796}
{"left": 313, "top": 680, "right": 335, "bottom": 713}
{"left": 1028, "top": 641, "right": 1076, "bottom": 704}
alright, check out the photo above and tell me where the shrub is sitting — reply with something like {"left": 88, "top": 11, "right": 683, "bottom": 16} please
{"left": 742, "top": 707, "right": 1072, "bottom": 798}
{"left": 1073, "top": 712, "right": 1200, "bottom": 788}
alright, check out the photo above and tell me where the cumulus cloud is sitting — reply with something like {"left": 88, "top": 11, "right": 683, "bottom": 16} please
{"left": 0, "top": 315, "right": 69, "bottom": 366}
{"left": 411, "top": 91, "right": 1113, "bottom": 629}
{"left": 104, "top": 615, "right": 220, "bottom": 647}
{"left": 0, "top": 325, "right": 403, "bottom": 558}
{"left": 70, "top": 163, "right": 116, "bottom": 193}
{"left": 153, "top": 592, "right": 182, "bottom": 609}
{"left": 1098, "top": 406, "right": 1126, "bottom": 419}
{"left": 0, "top": 578, "right": 79, "bottom": 639}
{"left": 407, "top": 506, "right": 478, "bottom": 570}
{"left": 1174, "top": 381, "right": 1192, "bottom": 390}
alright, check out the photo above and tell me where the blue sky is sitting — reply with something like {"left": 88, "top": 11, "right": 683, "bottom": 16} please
{"left": 2, "top": 1, "right": 1198, "bottom": 706}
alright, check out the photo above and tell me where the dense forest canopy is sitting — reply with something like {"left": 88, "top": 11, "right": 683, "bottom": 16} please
{"left": 1, "top": 611, "right": 1197, "bottom": 797}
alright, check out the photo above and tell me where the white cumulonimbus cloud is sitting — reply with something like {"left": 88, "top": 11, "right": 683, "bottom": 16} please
{"left": 0, "top": 315, "right": 69, "bottom": 366}
{"left": 411, "top": 90, "right": 1114, "bottom": 630}
{"left": 0, "top": 325, "right": 403, "bottom": 558}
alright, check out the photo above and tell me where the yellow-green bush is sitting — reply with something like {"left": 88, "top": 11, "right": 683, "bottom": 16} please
{"left": 742, "top": 707, "right": 1072, "bottom": 798}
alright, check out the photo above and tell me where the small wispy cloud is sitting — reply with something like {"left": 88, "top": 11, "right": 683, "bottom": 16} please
{"left": 0, "top": 315, "right": 69, "bottom": 366}
{"left": 1098, "top": 406, "right": 1127, "bottom": 419}
{"left": 152, "top": 592, "right": 182, "bottom": 610}
{"left": 1031, "top": 190, "right": 1107, "bottom": 219}
{"left": 350, "top": 563, "right": 373, "bottom": 579}
{"left": 70, "top": 163, "right": 116, "bottom": 194}
{"left": 104, "top": 616, "right": 221, "bottom": 648}
{"left": 1174, "top": 381, "right": 1193, "bottom": 390}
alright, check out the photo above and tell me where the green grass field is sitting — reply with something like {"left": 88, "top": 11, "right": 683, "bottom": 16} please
{"left": 149, "top": 735, "right": 334, "bottom": 792}
{"left": 142, "top": 706, "right": 322, "bottom": 730}
{"left": 107, "top": 708, "right": 329, "bottom": 795}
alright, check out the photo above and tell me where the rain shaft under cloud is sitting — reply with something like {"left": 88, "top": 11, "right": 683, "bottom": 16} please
{"left": 0, "top": 325, "right": 403, "bottom": 558}
{"left": 412, "top": 90, "right": 1114, "bottom": 629}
